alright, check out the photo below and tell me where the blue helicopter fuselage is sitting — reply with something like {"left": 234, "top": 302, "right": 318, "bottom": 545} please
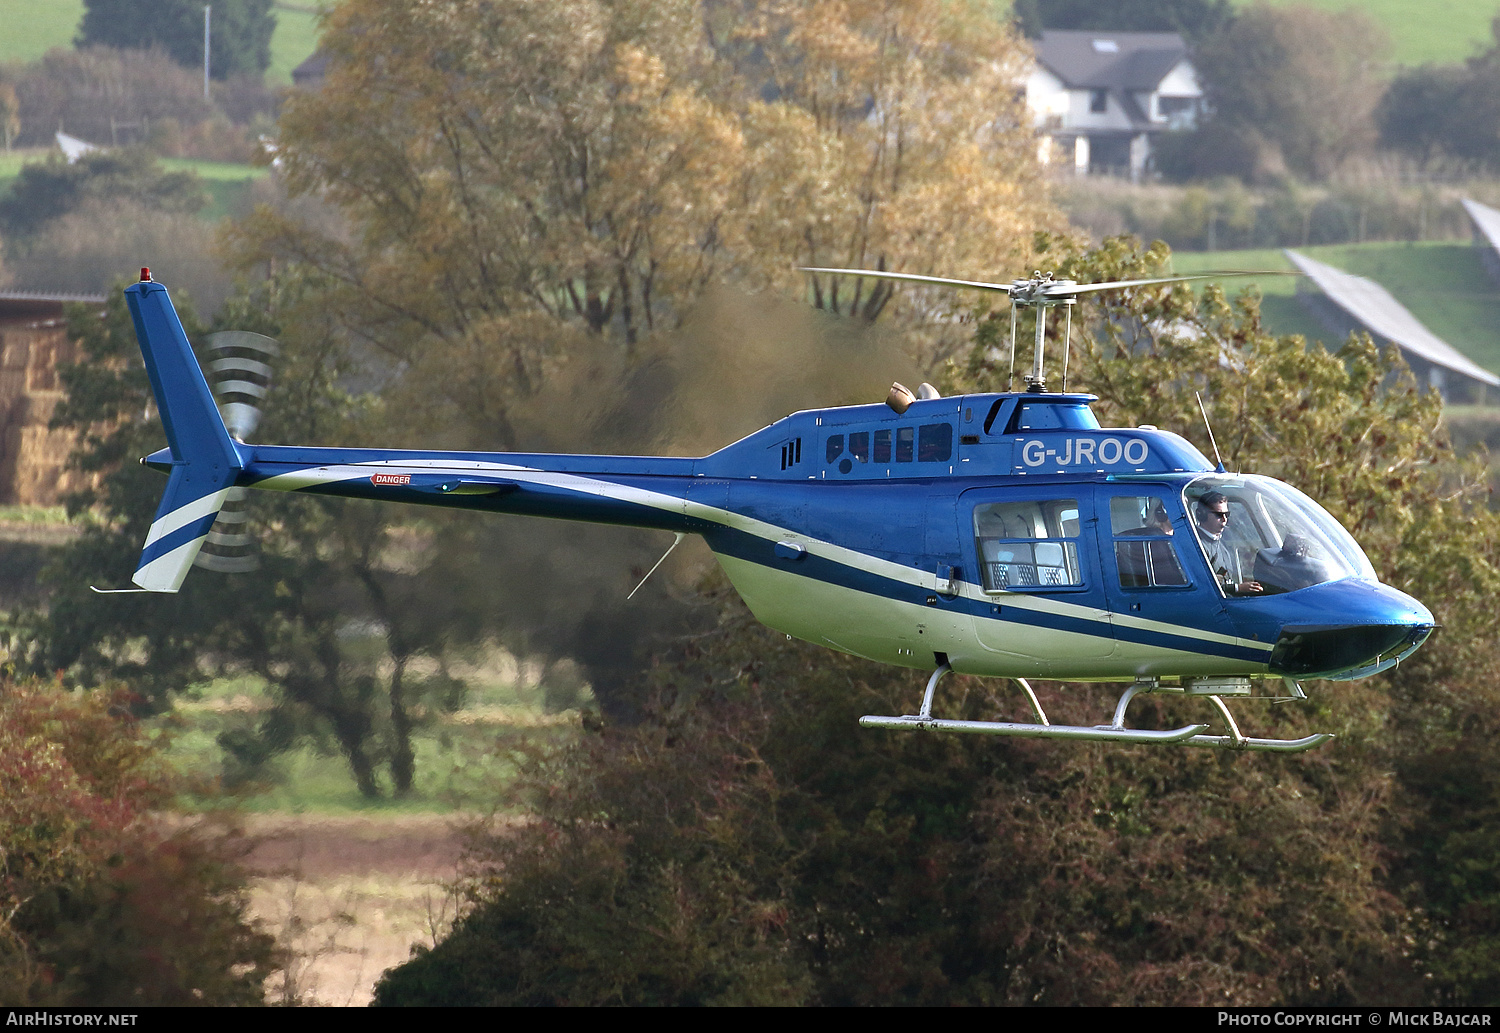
{"left": 126, "top": 278, "right": 1433, "bottom": 685}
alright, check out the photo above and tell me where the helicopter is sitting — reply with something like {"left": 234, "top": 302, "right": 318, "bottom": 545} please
{"left": 113, "top": 265, "right": 1434, "bottom": 753}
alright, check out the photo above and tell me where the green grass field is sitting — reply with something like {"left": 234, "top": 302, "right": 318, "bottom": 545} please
{"left": 0, "top": 0, "right": 83, "bottom": 64}
{"left": 0, "top": 150, "right": 266, "bottom": 223}
{"left": 0, "top": 0, "right": 322, "bottom": 85}
{"left": 160, "top": 662, "right": 587, "bottom": 814}
{"left": 0, "top": 0, "right": 1489, "bottom": 72}
{"left": 1253, "top": 0, "right": 1495, "bottom": 67}
{"left": 1170, "top": 241, "right": 1500, "bottom": 376}
{"left": 160, "top": 155, "right": 269, "bottom": 220}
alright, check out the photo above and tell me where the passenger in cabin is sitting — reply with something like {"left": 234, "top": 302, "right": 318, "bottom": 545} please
{"left": 1148, "top": 504, "right": 1173, "bottom": 536}
{"left": 1193, "top": 491, "right": 1262, "bottom": 595}
{"left": 1252, "top": 534, "right": 1335, "bottom": 594}
{"left": 1113, "top": 502, "right": 1187, "bottom": 587}
{"left": 1117, "top": 503, "right": 1173, "bottom": 538}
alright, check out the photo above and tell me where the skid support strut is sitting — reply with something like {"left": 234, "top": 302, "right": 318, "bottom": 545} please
{"left": 859, "top": 668, "right": 1333, "bottom": 752}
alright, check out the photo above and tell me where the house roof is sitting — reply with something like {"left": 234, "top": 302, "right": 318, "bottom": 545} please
{"left": 0, "top": 291, "right": 106, "bottom": 327}
{"left": 1035, "top": 30, "right": 1190, "bottom": 93}
{"left": 1284, "top": 250, "right": 1500, "bottom": 389}
{"left": 292, "top": 51, "right": 330, "bottom": 88}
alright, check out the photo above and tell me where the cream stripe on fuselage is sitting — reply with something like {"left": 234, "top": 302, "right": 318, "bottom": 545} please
{"left": 248, "top": 459, "right": 1272, "bottom": 658}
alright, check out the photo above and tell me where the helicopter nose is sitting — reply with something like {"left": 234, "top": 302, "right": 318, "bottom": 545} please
{"left": 1263, "top": 579, "right": 1434, "bottom": 680}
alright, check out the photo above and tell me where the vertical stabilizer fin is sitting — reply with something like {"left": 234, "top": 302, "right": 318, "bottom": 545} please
{"left": 124, "top": 278, "right": 243, "bottom": 592}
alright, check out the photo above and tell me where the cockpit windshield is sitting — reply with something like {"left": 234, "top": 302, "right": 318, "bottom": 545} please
{"left": 1183, "top": 475, "right": 1376, "bottom": 596}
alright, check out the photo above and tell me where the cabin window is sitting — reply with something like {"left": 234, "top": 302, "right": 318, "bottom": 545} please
{"left": 849, "top": 431, "right": 870, "bottom": 462}
{"left": 896, "top": 426, "right": 914, "bottom": 462}
{"left": 973, "top": 499, "right": 1083, "bottom": 590}
{"left": 1109, "top": 495, "right": 1189, "bottom": 588}
{"left": 873, "top": 429, "right": 892, "bottom": 463}
{"left": 918, "top": 423, "right": 953, "bottom": 462}
{"left": 982, "top": 399, "right": 1006, "bottom": 433}
{"left": 826, "top": 434, "right": 844, "bottom": 463}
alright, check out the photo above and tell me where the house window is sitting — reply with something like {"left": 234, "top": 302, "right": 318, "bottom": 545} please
{"left": 1089, "top": 89, "right": 1108, "bottom": 114}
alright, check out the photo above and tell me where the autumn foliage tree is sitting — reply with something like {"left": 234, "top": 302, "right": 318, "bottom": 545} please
{"left": 230, "top": 0, "right": 1054, "bottom": 447}
{"left": 0, "top": 678, "right": 279, "bottom": 1003}
{"left": 1163, "top": 4, "right": 1390, "bottom": 181}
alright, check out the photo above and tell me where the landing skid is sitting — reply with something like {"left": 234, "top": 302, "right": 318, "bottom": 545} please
{"left": 859, "top": 665, "right": 1333, "bottom": 753}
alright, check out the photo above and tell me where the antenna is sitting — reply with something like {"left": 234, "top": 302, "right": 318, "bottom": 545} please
{"left": 1195, "top": 391, "right": 1225, "bottom": 472}
{"left": 1007, "top": 303, "right": 1017, "bottom": 390}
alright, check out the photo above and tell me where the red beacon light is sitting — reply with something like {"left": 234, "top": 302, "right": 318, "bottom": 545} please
{"left": 140, "top": 267, "right": 152, "bottom": 282}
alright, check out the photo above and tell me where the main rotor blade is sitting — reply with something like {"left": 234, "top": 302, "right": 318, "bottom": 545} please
{"left": 800, "top": 267, "right": 1018, "bottom": 295}
{"left": 1041, "top": 269, "right": 1300, "bottom": 297}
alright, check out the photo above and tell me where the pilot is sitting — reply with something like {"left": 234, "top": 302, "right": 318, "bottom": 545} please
{"left": 1194, "top": 491, "right": 1262, "bottom": 595}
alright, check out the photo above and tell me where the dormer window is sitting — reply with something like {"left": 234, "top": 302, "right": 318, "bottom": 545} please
{"left": 1091, "top": 39, "right": 1118, "bottom": 52}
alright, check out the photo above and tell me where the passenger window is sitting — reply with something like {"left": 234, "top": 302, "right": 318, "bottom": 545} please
{"left": 825, "top": 434, "right": 844, "bottom": 463}
{"left": 849, "top": 431, "right": 870, "bottom": 462}
{"left": 918, "top": 423, "right": 952, "bottom": 463}
{"left": 1109, "top": 495, "right": 1188, "bottom": 588}
{"left": 973, "top": 499, "right": 1083, "bottom": 590}
{"left": 896, "top": 426, "right": 914, "bottom": 462}
{"left": 873, "top": 429, "right": 892, "bottom": 463}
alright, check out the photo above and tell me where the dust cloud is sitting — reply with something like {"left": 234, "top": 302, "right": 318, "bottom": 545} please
{"left": 465, "top": 286, "right": 922, "bottom": 719}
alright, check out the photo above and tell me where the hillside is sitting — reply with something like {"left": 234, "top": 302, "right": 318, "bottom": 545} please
{"left": 0, "top": 0, "right": 321, "bottom": 85}
{"left": 1170, "top": 241, "right": 1500, "bottom": 376}
{"left": 1252, "top": 0, "right": 1496, "bottom": 66}
{"left": 2, "top": 1, "right": 1494, "bottom": 74}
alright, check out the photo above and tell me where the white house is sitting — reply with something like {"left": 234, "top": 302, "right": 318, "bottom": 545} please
{"left": 1025, "top": 30, "right": 1203, "bottom": 179}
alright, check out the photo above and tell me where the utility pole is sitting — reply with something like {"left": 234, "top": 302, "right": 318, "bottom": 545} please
{"left": 203, "top": 5, "right": 211, "bottom": 101}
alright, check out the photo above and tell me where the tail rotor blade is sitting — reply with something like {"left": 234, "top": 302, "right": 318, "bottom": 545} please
{"left": 192, "top": 331, "right": 279, "bottom": 574}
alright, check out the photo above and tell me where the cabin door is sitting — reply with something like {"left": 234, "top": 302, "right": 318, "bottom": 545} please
{"left": 959, "top": 487, "right": 1114, "bottom": 663}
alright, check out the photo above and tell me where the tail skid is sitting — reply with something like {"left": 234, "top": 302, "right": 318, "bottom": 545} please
{"left": 124, "top": 274, "right": 243, "bottom": 591}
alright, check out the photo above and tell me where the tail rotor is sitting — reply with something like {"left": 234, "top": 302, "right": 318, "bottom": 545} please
{"left": 194, "top": 330, "right": 278, "bottom": 574}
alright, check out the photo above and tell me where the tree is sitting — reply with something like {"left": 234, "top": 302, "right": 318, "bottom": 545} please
{"left": 0, "top": 678, "right": 280, "bottom": 1004}
{"left": 722, "top": 0, "right": 1053, "bottom": 342}
{"left": 19, "top": 277, "right": 497, "bottom": 799}
{"left": 8, "top": 45, "right": 217, "bottom": 150}
{"left": 0, "top": 148, "right": 206, "bottom": 243}
{"left": 1183, "top": 4, "right": 1391, "bottom": 180}
{"left": 76, "top": 0, "right": 275, "bottom": 81}
{"left": 231, "top": 0, "right": 1052, "bottom": 448}
{"left": 0, "top": 84, "right": 18, "bottom": 152}
{"left": 1014, "top": 0, "right": 1232, "bottom": 42}
{"left": 1377, "top": 65, "right": 1473, "bottom": 166}
{"left": 1379, "top": 18, "right": 1500, "bottom": 169}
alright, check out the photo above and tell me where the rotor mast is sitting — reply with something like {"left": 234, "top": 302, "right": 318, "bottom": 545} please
{"left": 1017, "top": 287, "right": 1076, "bottom": 393}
